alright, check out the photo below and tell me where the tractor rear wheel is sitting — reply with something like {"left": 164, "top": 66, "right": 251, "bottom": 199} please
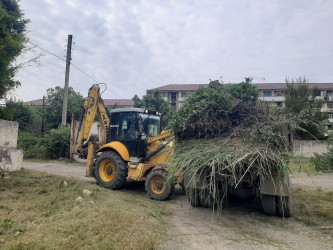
{"left": 199, "top": 188, "right": 214, "bottom": 208}
{"left": 277, "top": 195, "right": 292, "bottom": 217}
{"left": 145, "top": 169, "right": 174, "bottom": 201}
{"left": 94, "top": 151, "right": 128, "bottom": 189}
{"left": 186, "top": 188, "right": 201, "bottom": 207}
{"left": 262, "top": 194, "right": 276, "bottom": 216}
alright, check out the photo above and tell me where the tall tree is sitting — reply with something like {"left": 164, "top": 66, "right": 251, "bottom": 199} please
{"left": 132, "top": 92, "right": 170, "bottom": 115}
{"left": 0, "top": 0, "right": 29, "bottom": 99}
{"left": 284, "top": 77, "right": 327, "bottom": 139}
{"left": 45, "top": 86, "right": 84, "bottom": 129}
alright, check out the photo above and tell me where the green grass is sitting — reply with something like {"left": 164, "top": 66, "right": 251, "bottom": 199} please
{"left": 288, "top": 157, "right": 318, "bottom": 176}
{"left": 292, "top": 185, "right": 333, "bottom": 226}
{"left": 0, "top": 169, "right": 169, "bottom": 249}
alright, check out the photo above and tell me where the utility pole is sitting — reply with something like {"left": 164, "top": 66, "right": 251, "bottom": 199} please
{"left": 61, "top": 34, "right": 73, "bottom": 126}
{"left": 42, "top": 95, "right": 45, "bottom": 133}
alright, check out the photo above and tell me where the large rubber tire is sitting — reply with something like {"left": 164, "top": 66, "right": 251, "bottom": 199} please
{"left": 199, "top": 188, "right": 214, "bottom": 208}
{"left": 277, "top": 196, "right": 292, "bottom": 217}
{"left": 262, "top": 194, "right": 276, "bottom": 216}
{"left": 186, "top": 188, "right": 201, "bottom": 207}
{"left": 94, "top": 151, "right": 128, "bottom": 190}
{"left": 145, "top": 169, "right": 175, "bottom": 201}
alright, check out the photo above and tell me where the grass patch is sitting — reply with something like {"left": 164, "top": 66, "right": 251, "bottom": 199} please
{"left": 292, "top": 185, "right": 333, "bottom": 226}
{"left": 288, "top": 157, "right": 318, "bottom": 176}
{"left": 0, "top": 169, "right": 169, "bottom": 249}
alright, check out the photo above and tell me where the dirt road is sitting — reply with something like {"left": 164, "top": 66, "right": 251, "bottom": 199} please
{"left": 23, "top": 162, "right": 333, "bottom": 249}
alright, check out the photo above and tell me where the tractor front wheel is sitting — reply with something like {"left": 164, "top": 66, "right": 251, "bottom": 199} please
{"left": 94, "top": 151, "right": 128, "bottom": 189}
{"left": 145, "top": 169, "right": 174, "bottom": 201}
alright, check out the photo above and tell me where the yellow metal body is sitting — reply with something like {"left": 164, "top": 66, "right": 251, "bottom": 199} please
{"left": 98, "top": 141, "right": 130, "bottom": 161}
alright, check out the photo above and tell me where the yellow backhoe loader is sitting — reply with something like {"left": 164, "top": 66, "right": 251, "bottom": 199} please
{"left": 73, "top": 84, "right": 176, "bottom": 200}
{"left": 74, "top": 84, "right": 292, "bottom": 216}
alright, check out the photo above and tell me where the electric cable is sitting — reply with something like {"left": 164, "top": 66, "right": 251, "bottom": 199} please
{"left": 28, "top": 41, "right": 125, "bottom": 98}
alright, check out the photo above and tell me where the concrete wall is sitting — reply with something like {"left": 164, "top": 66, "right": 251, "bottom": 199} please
{"left": 293, "top": 140, "right": 332, "bottom": 158}
{"left": 0, "top": 120, "right": 23, "bottom": 172}
{"left": 0, "top": 119, "right": 19, "bottom": 148}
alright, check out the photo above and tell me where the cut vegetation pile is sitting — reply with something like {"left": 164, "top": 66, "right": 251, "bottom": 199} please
{"left": 170, "top": 81, "right": 294, "bottom": 210}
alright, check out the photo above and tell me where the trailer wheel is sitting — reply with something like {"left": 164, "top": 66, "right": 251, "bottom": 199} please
{"left": 145, "top": 169, "right": 174, "bottom": 201}
{"left": 262, "top": 194, "right": 276, "bottom": 216}
{"left": 94, "top": 151, "right": 128, "bottom": 189}
{"left": 186, "top": 188, "right": 201, "bottom": 207}
{"left": 277, "top": 195, "right": 292, "bottom": 217}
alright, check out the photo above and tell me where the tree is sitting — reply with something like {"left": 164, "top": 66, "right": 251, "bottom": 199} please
{"left": 132, "top": 92, "right": 170, "bottom": 115}
{"left": 45, "top": 86, "right": 84, "bottom": 129}
{"left": 284, "top": 77, "right": 327, "bottom": 139}
{"left": 0, "top": 0, "right": 29, "bottom": 99}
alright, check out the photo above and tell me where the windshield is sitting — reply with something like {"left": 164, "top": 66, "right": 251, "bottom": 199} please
{"left": 139, "top": 113, "right": 161, "bottom": 137}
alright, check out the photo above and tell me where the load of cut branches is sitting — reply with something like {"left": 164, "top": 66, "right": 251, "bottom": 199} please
{"left": 169, "top": 80, "right": 295, "bottom": 211}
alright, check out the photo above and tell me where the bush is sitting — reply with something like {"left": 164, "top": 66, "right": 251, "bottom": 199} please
{"left": 170, "top": 80, "right": 259, "bottom": 140}
{"left": 17, "top": 132, "right": 45, "bottom": 158}
{"left": 17, "top": 126, "right": 71, "bottom": 159}
{"left": 310, "top": 147, "right": 333, "bottom": 173}
{"left": 43, "top": 126, "right": 71, "bottom": 159}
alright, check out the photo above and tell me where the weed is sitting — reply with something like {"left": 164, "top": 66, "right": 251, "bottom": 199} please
{"left": 0, "top": 169, "right": 168, "bottom": 249}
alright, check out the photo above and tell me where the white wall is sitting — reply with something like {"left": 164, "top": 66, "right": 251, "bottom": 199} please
{"left": 293, "top": 140, "right": 332, "bottom": 158}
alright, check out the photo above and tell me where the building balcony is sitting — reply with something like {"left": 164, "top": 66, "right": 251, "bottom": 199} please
{"left": 259, "top": 96, "right": 285, "bottom": 102}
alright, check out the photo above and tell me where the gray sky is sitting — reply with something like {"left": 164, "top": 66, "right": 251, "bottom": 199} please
{"left": 12, "top": 0, "right": 333, "bottom": 101}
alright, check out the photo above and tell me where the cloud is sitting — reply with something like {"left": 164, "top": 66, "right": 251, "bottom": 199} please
{"left": 12, "top": 0, "right": 333, "bottom": 101}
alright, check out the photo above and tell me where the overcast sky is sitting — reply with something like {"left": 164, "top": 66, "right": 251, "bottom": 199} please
{"left": 11, "top": 0, "right": 333, "bottom": 101}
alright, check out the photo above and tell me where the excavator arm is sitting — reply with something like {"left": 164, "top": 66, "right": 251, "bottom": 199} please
{"left": 73, "top": 84, "right": 110, "bottom": 174}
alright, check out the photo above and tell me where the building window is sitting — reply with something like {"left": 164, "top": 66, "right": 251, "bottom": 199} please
{"left": 276, "top": 102, "right": 283, "bottom": 107}
{"left": 275, "top": 91, "right": 284, "bottom": 96}
{"left": 328, "top": 113, "right": 333, "bottom": 119}
{"left": 160, "top": 92, "right": 167, "bottom": 97}
{"left": 171, "top": 102, "right": 176, "bottom": 111}
{"left": 263, "top": 91, "right": 272, "bottom": 97}
{"left": 171, "top": 92, "right": 177, "bottom": 102}
{"left": 181, "top": 92, "right": 188, "bottom": 98}
{"left": 327, "top": 103, "right": 333, "bottom": 108}
{"left": 327, "top": 91, "right": 333, "bottom": 97}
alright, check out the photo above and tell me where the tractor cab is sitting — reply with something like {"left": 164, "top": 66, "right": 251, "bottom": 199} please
{"left": 108, "top": 108, "right": 161, "bottom": 160}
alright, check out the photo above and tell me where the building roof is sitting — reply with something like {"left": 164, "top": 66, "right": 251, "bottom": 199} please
{"left": 148, "top": 84, "right": 209, "bottom": 92}
{"left": 24, "top": 99, "right": 48, "bottom": 106}
{"left": 148, "top": 83, "right": 333, "bottom": 92}
{"left": 103, "top": 99, "right": 134, "bottom": 107}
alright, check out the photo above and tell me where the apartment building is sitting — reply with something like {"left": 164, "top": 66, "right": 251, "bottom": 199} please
{"left": 147, "top": 83, "right": 333, "bottom": 122}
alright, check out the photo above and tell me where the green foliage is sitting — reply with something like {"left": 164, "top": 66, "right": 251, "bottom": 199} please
{"left": 225, "top": 77, "right": 259, "bottom": 103}
{"left": 4, "top": 100, "right": 32, "bottom": 130}
{"left": 45, "top": 86, "right": 84, "bottom": 129}
{"left": 284, "top": 77, "right": 326, "bottom": 139}
{"left": 171, "top": 86, "right": 232, "bottom": 139}
{"left": 133, "top": 91, "right": 170, "bottom": 115}
{"left": 43, "top": 126, "right": 71, "bottom": 159}
{"left": 0, "top": 218, "right": 14, "bottom": 235}
{"left": 17, "top": 127, "right": 71, "bottom": 159}
{"left": 170, "top": 79, "right": 259, "bottom": 139}
{"left": 310, "top": 147, "right": 333, "bottom": 173}
{"left": 0, "top": 0, "right": 29, "bottom": 99}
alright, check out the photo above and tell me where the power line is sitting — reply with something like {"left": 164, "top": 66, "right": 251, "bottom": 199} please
{"left": 28, "top": 41, "right": 125, "bottom": 98}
